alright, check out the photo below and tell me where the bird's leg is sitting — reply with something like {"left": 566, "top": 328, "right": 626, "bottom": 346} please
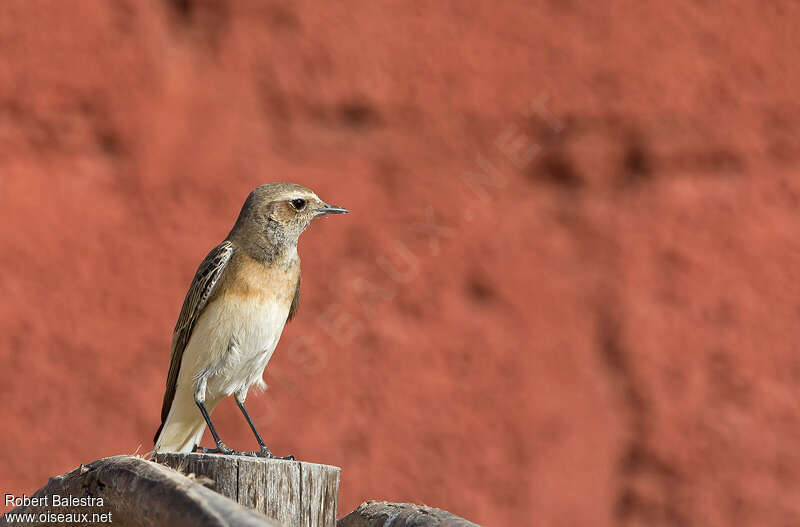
{"left": 235, "top": 394, "right": 294, "bottom": 460}
{"left": 194, "top": 400, "right": 238, "bottom": 455}
{"left": 193, "top": 377, "right": 237, "bottom": 455}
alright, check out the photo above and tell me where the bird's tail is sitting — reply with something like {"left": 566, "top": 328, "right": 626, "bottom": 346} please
{"left": 153, "top": 391, "right": 209, "bottom": 454}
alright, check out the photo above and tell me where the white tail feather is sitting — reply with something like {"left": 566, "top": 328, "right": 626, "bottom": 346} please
{"left": 154, "top": 389, "right": 214, "bottom": 453}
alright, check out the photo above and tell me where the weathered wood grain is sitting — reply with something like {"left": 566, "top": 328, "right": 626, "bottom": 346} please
{"left": 0, "top": 455, "right": 482, "bottom": 527}
{"left": 337, "top": 501, "right": 481, "bottom": 527}
{"left": 0, "top": 455, "right": 280, "bottom": 527}
{"left": 299, "top": 461, "right": 340, "bottom": 527}
{"left": 154, "top": 452, "right": 340, "bottom": 527}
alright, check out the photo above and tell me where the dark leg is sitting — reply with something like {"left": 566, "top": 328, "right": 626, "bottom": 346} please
{"left": 194, "top": 399, "right": 236, "bottom": 455}
{"left": 235, "top": 398, "right": 294, "bottom": 460}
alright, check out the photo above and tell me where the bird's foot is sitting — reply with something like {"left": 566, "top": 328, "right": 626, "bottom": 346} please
{"left": 251, "top": 446, "right": 294, "bottom": 460}
{"left": 195, "top": 442, "right": 239, "bottom": 455}
{"left": 192, "top": 443, "right": 293, "bottom": 459}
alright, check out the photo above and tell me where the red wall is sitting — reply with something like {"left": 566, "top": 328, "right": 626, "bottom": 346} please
{"left": 1, "top": 2, "right": 799, "bottom": 525}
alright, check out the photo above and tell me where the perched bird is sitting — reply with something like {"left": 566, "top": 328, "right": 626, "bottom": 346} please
{"left": 153, "top": 183, "right": 348, "bottom": 457}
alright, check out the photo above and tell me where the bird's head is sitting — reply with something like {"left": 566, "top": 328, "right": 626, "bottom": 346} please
{"left": 230, "top": 182, "right": 348, "bottom": 260}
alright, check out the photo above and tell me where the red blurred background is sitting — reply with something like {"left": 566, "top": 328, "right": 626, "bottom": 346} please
{"left": 2, "top": 2, "right": 800, "bottom": 525}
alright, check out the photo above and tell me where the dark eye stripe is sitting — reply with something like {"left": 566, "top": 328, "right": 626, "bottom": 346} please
{"left": 290, "top": 198, "right": 307, "bottom": 210}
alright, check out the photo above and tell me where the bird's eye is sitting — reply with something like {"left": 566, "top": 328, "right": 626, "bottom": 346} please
{"left": 290, "top": 198, "right": 307, "bottom": 211}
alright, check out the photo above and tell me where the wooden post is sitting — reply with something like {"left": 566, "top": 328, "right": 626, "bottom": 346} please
{"left": 153, "top": 452, "right": 340, "bottom": 527}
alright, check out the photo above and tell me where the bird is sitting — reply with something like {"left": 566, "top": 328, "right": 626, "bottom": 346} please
{"left": 153, "top": 182, "right": 348, "bottom": 457}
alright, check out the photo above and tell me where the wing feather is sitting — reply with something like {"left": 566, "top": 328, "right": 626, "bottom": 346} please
{"left": 287, "top": 272, "right": 300, "bottom": 322}
{"left": 155, "top": 240, "right": 234, "bottom": 442}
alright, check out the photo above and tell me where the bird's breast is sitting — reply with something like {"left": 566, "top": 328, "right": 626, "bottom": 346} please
{"left": 216, "top": 255, "right": 298, "bottom": 355}
{"left": 223, "top": 251, "right": 299, "bottom": 306}
{"left": 187, "top": 253, "right": 299, "bottom": 397}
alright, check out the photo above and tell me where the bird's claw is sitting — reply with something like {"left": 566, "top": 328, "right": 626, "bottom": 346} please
{"left": 253, "top": 447, "right": 294, "bottom": 460}
{"left": 193, "top": 444, "right": 293, "bottom": 459}
{"left": 195, "top": 442, "right": 239, "bottom": 455}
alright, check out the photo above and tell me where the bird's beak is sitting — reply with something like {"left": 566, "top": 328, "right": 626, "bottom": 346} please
{"left": 316, "top": 204, "right": 349, "bottom": 215}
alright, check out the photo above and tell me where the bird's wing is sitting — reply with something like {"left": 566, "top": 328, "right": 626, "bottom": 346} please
{"left": 287, "top": 271, "right": 301, "bottom": 322}
{"left": 156, "top": 240, "right": 235, "bottom": 439}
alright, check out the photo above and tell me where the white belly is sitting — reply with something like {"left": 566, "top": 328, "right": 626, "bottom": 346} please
{"left": 178, "top": 294, "right": 289, "bottom": 402}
